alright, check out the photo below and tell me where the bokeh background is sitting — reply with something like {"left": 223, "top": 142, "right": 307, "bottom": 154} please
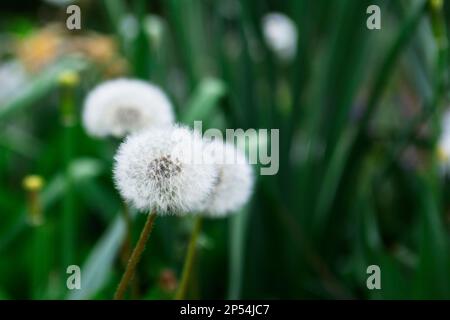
{"left": 1, "top": 0, "right": 450, "bottom": 299}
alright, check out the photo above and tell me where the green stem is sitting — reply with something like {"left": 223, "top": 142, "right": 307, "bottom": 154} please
{"left": 120, "top": 202, "right": 132, "bottom": 267}
{"left": 60, "top": 73, "right": 78, "bottom": 274}
{"left": 227, "top": 210, "right": 248, "bottom": 299}
{"left": 32, "top": 225, "right": 45, "bottom": 299}
{"left": 62, "top": 121, "right": 75, "bottom": 269}
{"left": 120, "top": 202, "right": 140, "bottom": 298}
{"left": 132, "top": 0, "right": 151, "bottom": 79}
{"left": 114, "top": 211, "right": 157, "bottom": 300}
{"left": 175, "top": 216, "right": 203, "bottom": 300}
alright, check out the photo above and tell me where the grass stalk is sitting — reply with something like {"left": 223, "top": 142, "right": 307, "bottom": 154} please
{"left": 59, "top": 71, "right": 79, "bottom": 273}
{"left": 175, "top": 216, "right": 203, "bottom": 300}
{"left": 227, "top": 210, "right": 248, "bottom": 299}
{"left": 119, "top": 202, "right": 140, "bottom": 298}
{"left": 313, "top": 0, "right": 428, "bottom": 234}
{"left": 23, "top": 175, "right": 46, "bottom": 298}
{"left": 120, "top": 202, "right": 132, "bottom": 268}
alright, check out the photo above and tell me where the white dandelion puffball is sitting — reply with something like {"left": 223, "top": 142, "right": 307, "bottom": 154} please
{"left": 198, "top": 140, "right": 254, "bottom": 217}
{"left": 83, "top": 78, "right": 174, "bottom": 138}
{"left": 114, "top": 125, "right": 218, "bottom": 214}
{"left": 262, "top": 12, "right": 298, "bottom": 61}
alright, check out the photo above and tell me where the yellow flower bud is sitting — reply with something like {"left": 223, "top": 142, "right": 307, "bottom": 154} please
{"left": 58, "top": 70, "right": 80, "bottom": 87}
{"left": 430, "top": 0, "right": 443, "bottom": 11}
{"left": 23, "top": 175, "right": 44, "bottom": 192}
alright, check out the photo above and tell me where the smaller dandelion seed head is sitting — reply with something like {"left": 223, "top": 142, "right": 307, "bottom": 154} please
{"left": 196, "top": 140, "right": 254, "bottom": 217}
{"left": 112, "top": 106, "right": 141, "bottom": 129}
{"left": 262, "top": 12, "right": 298, "bottom": 62}
{"left": 82, "top": 78, "right": 174, "bottom": 139}
{"left": 113, "top": 125, "right": 218, "bottom": 214}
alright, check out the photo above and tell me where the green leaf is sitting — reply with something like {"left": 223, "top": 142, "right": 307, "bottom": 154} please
{"left": 182, "top": 78, "right": 227, "bottom": 125}
{"left": 0, "top": 57, "right": 88, "bottom": 122}
{"left": 0, "top": 158, "right": 104, "bottom": 253}
{"left": 413, "top": 174, "right": 450, "bottom": 298}
{"left": 66, "top": 211, "right": 135, "bottom": 300}
{"left": 102, "top": 0, "right": 127, "bottom": 36}
{"left": 313, "top": 0, "right": 428, "bottom": 234}
{"left": 227, "top": 208, "right": 249, "bottom": 299}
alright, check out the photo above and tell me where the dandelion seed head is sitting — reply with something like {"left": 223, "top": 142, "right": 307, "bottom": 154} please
{"left": 83, "top": 78, "right": 174, "bottom": 138}
{"left": 113, "top": 125, "right": 217, "bottom": 214}
{"left": 262, "top": 13, "right": 298, "bottom": 62}
{"left": 197, "top": 140, "right": 254, "bottom": 217}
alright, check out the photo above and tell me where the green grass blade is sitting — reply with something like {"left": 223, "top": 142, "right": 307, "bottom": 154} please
{"left": 0, "top": 58, "right": 88, "bottom": 122}
{"left": 313, "top": 1, "right": 428, "bottom": 234}
{"left": 181, "top": 78, "right": 227, "bottom": 125}
{"left": 66, "top": 211, "right": 135, "bottom": 300}
{"left": 227, "top": 208, "right": 249, "bottom": 299}
{"left": 0, "top": 158, "right": 104, "bottom": 253}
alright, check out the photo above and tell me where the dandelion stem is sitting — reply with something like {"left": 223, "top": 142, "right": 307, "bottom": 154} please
{"left": 59, "top": 71, "right": 79, "bottom": 271}
{"left": 175, "top": 216, "right": 203, "bottom": 300}
{"left": 62, "top": 118, "right": 75, "bottom": 269}
{"left": 32, "top": 224, "right": 45, "bottom": 299}
{"left": 119, "top": 202, "right": 140, "bottom": 298}
{"left": 228, "top": 209, "right": 248, "bottom": 299}
{"left": 30, "top": 195, "right": 45, "bottom": 298}
{"left": 114, "top": 211, "right": 157, "bottom": 300}
{"left": 23, "top": 175, "right": 46, "bottom": 298}
{"left": 120, "top": 202, "right": 132, "bottom": 267}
